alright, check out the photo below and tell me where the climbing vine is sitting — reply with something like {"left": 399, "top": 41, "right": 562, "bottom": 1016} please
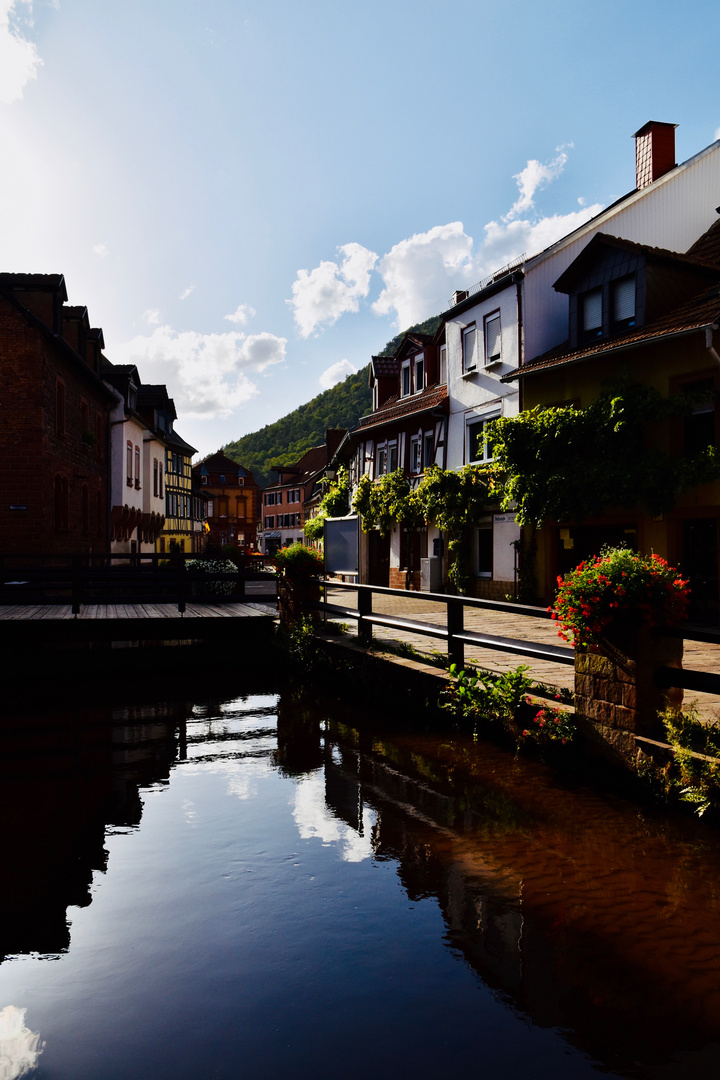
{"left": 490, "top": 378, "right": 720, "bottom": 526}
{"left": 304, "top": 467, "right": 350, "bottom": 542}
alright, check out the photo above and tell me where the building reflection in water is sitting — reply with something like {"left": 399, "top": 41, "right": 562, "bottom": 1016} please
{"left": 275, "top": 697, "right": 720, "bottom": 1079}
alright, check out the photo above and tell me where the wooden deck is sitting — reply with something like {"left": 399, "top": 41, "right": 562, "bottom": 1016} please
{"left": 0, "top": 600, "right": 278, "bottom": 644}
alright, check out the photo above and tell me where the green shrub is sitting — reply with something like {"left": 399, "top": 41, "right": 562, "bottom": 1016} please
{"left": 273, "top": 542, "right": 324, "bottom": 576}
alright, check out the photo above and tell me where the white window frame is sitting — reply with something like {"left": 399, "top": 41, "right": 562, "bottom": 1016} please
{"left": 462, "top": 325, "right": 477, "bottom": 373}
{"left": 376, "top": 444, "right": 388, "bottom": 476}
{"left": 483, "top": 312, "right": 501, "bottom": 366}
{"left": 410, "top": 435, "right": 421, "bottom": 474}
{"left": 413, "top": 353, "right": 424, "bottom": 394}
{"left": 388, "top": 440, "right": 398, "bottom": 472}
{"left": 423, "top": 432, "right": 435, "bottom": 470}
{"left": 401, "top": 362, "right": 411, "bottom": 398}
{"left": 466, "top": 410, "right": 500, "bottom": 464}
{"left": 439, "top": 344, "right": 447, "bottom": 385}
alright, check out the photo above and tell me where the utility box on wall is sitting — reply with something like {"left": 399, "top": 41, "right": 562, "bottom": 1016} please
{"left": 420, "top": 556, "right": 442, "bottom": 593}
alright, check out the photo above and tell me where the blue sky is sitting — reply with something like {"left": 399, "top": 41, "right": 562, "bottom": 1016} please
{"left": 2, "top": 0, "right": 719, "bottom": 458}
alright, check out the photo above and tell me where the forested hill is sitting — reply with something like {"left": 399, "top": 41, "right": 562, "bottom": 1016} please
{"left": 222, "top": 365, "right": 372, "bottom": 488}
{"left": 220, "top": 314, "right": 443, "bottom": 488}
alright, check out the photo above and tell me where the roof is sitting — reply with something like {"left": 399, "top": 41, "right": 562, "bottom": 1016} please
{"left": 502, "top": 281, "right": 720, "bottom": 381}
{"left": 194, "top": 450, "right": 255, "bottom": 482}
{"left": 270, "top": 444, "right": 328, "bottom": 487}
{"left": 355, "top": 385, "right": 448, "bottom": 431}
{"left": 686, "top": 216, "right": 720, "bottom": 267}
{"left": 552, "top": 232, "right": 720, "bottom": 294}
{"left": 0, "top": 272, "right": 68, "bottom": 299}
{"left": 371, "top": 354, "right": 399, "bottom": 380}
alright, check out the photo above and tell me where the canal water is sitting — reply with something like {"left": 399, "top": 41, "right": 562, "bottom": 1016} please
{"left": 1, "top": 683, "right": 720, "bottom": 1079}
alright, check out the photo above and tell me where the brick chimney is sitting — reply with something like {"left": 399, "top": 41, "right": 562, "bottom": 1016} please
{"left": 633, "top": 121, "right": 677, "bottom": 189}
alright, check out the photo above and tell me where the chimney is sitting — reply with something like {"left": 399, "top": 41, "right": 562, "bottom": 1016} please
{"left": 449, "top": 289, "right": 468, "bottom": 307}
{"left": 633, "top": 121, "right": 677, "bottom": 189}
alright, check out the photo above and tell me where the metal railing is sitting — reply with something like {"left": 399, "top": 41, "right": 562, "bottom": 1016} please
{"left": 314, "top": 580, "right": 574, "bottom": 670}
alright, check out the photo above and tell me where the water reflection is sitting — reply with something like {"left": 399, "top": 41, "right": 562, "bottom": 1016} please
{"left": 0, "top": 687, "right": 719, "bottom": 1077}
{"left": 0, "top": 1007, "right": 43, "bottom": 1079}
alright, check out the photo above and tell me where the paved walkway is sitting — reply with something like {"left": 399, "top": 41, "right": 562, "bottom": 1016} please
{"left": 324, "top": 587, "right": 720, "bottom": 721}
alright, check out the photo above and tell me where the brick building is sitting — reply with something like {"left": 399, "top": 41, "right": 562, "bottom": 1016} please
{"left": 0, "top": 274, "right": 116, "bottom": 556}
{"left": 193, "top": 451, "right": 260, "bottom": 550}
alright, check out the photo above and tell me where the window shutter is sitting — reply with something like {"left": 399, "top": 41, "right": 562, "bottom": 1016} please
{"left": 463, "top": 327, "right": 476, "bottom": 370}
{"left": 613, "top": 277, "right": 635, "bottom": 322}
{"left": 485, "top": 316, "right": 501, "bottom": 362}
{"left": 583, "top": 290, "right": 602, "bottom": 330}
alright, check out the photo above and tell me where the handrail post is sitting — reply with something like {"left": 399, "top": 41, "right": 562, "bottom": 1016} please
{"left": 177, "top": 559, "right": 186, "bottom": 615}
{"left": 447, "top": 596, "right": 464, "bottom": 668}
{"left": 357, "top": 586, "right": 372, "bottom": 647}
{"left": 71, "top": 556, "right": 82, "bottom": 616}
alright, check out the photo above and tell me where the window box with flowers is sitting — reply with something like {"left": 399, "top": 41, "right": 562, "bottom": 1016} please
{"left": 550, "top": 547, "right": 689, "bottom": 745}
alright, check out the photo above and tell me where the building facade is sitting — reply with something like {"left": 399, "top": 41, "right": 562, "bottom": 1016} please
{"left": 193, "top": 451, "right": 259, "bottom": 551}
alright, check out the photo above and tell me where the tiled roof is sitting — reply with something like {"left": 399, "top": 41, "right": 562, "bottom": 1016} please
{"left": 686, "top": 217, "right": 720, "bottom": 267}
{"left": 355, "top": 385, "right": 448, "bottom": 430}
{"left": 371, "top": 355, "right": 398, "bottom": 378}
{"left": 502, "top": 282, "right": 720, "bottom": 381}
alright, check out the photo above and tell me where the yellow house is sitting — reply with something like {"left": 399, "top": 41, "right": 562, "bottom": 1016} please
{"left": 503, "top": 225, "right": 720, "bottom": 622}
{"left": 137, "top": 384, "right": 200, "bottom": 554}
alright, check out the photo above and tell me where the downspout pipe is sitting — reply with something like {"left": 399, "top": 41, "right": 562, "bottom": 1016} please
{"left": 705, "top": 324, "right": 720, "bottom": 364}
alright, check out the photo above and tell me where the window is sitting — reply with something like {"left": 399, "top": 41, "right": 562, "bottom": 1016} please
{"left": 55, "top": 381, "right": 66, "bottom": 436}
{"left": 439, "top": 345, "right": 447, "bottom": 385}
{"left": 220, "top": 474, "right": 226, "bottom": 484}
{"left": 135, "top": 446, "right": 141, "bottom": 489}
{"left": 467, "top": 414, "right": 498, "bottom": 464}
{"left": 477, "top": 517, "right": 493, "bottom": 578}
{"left": 265, "top": 492, "right": 276, "bottom": 506}
{"left": 158, "top": 463, "right": 163, "bottom": 498}
{"left": 154, "top": 460, "right": 159, "bottom": 496}
{"left": 423, "top": 432, "right": 434, "bottom": 469}
{"left": 462, "top": 326, "right": 477, "bottom": 372}
{"left": 388, "top": 441, "right": 398, "bottom": 472}
{"left": 266, "top": 515, "right": 274, "bottom": 528}
{"left": 484, "top": 313, "right": 501, "bottom": 364}
{"left": 414, "top": 354, "right": 424, "bottom": 393}
{"left": 376, "top": 444, "right": 387, "bottom": 476}
{"left": 277, "top": 491, "right": 283, "bottom": 505}
{"left": 410, "top": 436, "right": 421, "bottom": 474}
{"left": 684, "top": 379, "right": 716, "bottom": 455}
{"left": 237, "top": 476, "right": 245, "bottom": 486}
{"left": 613, "top": 276, "right": 636, "bottom": 330}
{"left": 401, "top": 363, "right": 411, "bottom": 397}
{"left": 126, "top": 442, "right": 133, "bottom": 486}
{"left": 582, "top": 288, "right": 603, "bottom": 340}
{"left": 219, "top": 497, "right": 228, "bottom": 518}
{"left": 201, "top": 474, "right": 208, "bottom": 485}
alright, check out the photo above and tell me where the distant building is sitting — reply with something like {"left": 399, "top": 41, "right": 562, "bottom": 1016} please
{"left": 260, "top": 432, "right": 345, "bottom": 555}
{"left": 136, "top": 385, "right": 201, "bottom": 554}
{"left": 193, "top": 451, "right": 260, "bottom": 550}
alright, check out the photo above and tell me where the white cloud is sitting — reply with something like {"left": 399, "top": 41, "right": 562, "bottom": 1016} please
{"left": 224, "top": 303, "right": 255, "bottom": 325}
{"left": 505, "top": 149, "right": 570, "bottom": 221}
{"left": 319, "top": 359, "right": 357, "bottom": 390}
{"left": 179, "top": 284, "right": 196, "bottom": 300}
{"left": 372, "top": 222, "right": 475, "bottom": 331}
{"left": 114, "top": 326, "right": 287, "bottom": 419}
{"left": 0, "top": 1, "right": 41, "bottom": 104}
{"left": 288, "top": 241, "right": 378, "bottom": 338}
{"left": 93, "top": 242, "right": 109, "bottom": 258}
{"left": 143, "top": 308, "right": 160, "bottom": 325}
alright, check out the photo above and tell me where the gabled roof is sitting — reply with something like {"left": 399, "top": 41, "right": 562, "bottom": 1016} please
{"left": 552, "top": 232, "right": 719, "bottom": 294}
{"left": 194, "top": 450, "right": 255, "bottom": 482}
{"left": 355, "top": 385, "right": 448, "bottom": 431}
{"left": 370, "top": 354, "right": 398, "bottom": 380}
{"left": 502, "top": 280, "right": 720, "bottom": 381}
{"left": 686, "top": 216, "right": 720, "bottom": 267}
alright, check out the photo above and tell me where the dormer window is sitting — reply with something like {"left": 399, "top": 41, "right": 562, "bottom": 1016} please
{"left": 582, "top": 289, "right": 603, "bottom": 340}
{"left": 413, "top": 354, "right": 424, "bottom": 393}
{"left": 201, "top": 475, "right": 208, "bottom": 485}
{"left": 613, "top": 276, "right": 636, "bottom": 330}
{"left": 401, "top": 363, "right": 411, "bottom": 397}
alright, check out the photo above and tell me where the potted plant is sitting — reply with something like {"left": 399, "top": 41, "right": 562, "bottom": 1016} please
{"left": 273, "top": 543, "right": 323, "bottom": 627}
{"left": 549, "top": 546, "right": 689, "bottom": 648}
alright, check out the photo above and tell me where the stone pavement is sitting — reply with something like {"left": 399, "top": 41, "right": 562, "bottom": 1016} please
{"left": 323, "top": 587, "right": 720, "bottom": 721}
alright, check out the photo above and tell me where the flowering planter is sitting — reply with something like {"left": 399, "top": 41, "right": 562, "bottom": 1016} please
{"left": 551, "top": 548, "right": 689, "bottom": 762}
{"left": 277, "top": 574, "right": 321, "bottom": 628}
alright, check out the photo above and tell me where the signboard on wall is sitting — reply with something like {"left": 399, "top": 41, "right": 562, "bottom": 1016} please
{"left": 325, "top": 515, "right": 359, "bottom": 576}
{"left": 493, "top": 513, "right": 520, "bottom": 581}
